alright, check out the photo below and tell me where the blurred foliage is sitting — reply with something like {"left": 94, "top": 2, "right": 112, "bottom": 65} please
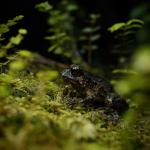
{"left": 114, "top": 45, "right": 150, "bottom": 150}
{"left": 79, "top": 14, "right": 101, "bottom": 65}
{"left": 35, "top": 1, "right": 82, "bottom": 64}
{"left": 0, "top": 15, "right": 24, "bottom": 41}
{"left": 35, "top": 1, "right": 102, "bottom": 68}
{"left": 108, "top": 19, "right": 144, "bottom": 69}
{"left": 0, "top": 28, "right": 27, "bottom": 58}
{"left": 129, "top": 2, "right": 150, "bottom": 45}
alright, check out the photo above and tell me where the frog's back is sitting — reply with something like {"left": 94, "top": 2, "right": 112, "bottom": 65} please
{"left": 83, "top": 71, "right": 113, "bottom": 93}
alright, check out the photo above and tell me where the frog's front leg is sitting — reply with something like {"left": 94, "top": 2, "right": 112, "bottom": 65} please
{"left": 62, "top": 85, "right": 84, "bottom": 108}
{"left": 62, "top": 85, "right": 79, "bottom": 98}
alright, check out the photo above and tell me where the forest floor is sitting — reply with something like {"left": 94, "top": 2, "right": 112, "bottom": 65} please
{"left": 0, "top": 68, "right": 150, "bottom": 150}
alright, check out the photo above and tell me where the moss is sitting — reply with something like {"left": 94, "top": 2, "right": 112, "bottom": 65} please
{"left": 0, "top": 70, "right": 149, "bottom": 150}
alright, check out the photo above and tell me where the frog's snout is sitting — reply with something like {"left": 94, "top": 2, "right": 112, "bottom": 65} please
{"left": 61, "top": 69, "right": 68, "bottom": 77}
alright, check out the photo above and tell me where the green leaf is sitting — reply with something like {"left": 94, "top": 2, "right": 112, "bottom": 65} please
{"left": 108, "top": 23, "right": 125, "bottom": 32}
{"left": 108, "top": 19, "right": 144, "bottom": 33}
{"left": 18, "top": 50, "right": 32, "bottom": 58}
{"left": 36, "top": 70, "right": 59, "bottom": 81}
{"left": 35, "top": 1, "right": 53, "bottom": 12}
{"left": 90, "top": 34, "right": 101, "bottom": 41}
{"left": 82, "top": 27, "right": 94, "bottom": 34}
{"left": 18, "top": 29, "right": 28, "bottom": 35}
{"left": 132, "top": 46, "right": 150, "bottom": 73}
{"left": 48, "top": 44, "right": 58, "bottom": 52}
{"left": 112, "top": 69, "right": 137, "bottom": 75}
{"left": 66, "top": 4, "right": 78, "bottom": 11}
{"left": 92, "top": 26, "right": 101, "bottom": 32}
{"left": 7, "top": 15, "right": 24, "bottom": 26}
{"left": 115, "top": 80, "right": 131, "bottom": 94}
{"left": 90, "top": 14, "right": 100, "bottom": 20}
{"left": 10, "top": 37, "right": 20, "bottom": 45}
{"left": 45, "top": 33, "right": 66, "bottom": 40}
{"left": 54, "top": 47, "right": 63, "bottom": 54}
{"left": 127, "top": 19, "right": 144, "bottom": 25}
{"left": 0, "top": 24, "right": 9, "bottom": 34}
{"left": 0, "top": 15, "right": 24, "bottom": 35}
{"left": 9, "top": 61, "right": 26, "bottom": 71}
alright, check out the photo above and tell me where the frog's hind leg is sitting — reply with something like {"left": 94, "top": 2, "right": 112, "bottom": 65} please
{"left": 79, "top": 95, "right": 106, "bottom": 108}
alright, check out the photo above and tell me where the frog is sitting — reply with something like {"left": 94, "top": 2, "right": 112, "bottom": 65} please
{"left": 61, "top": 64, "right": 128, "bottom": 113}
{"left": 61, "top": 64, "right": 129, "bottom": 125}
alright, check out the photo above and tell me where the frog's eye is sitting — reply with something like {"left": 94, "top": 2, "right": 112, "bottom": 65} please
{"left": 70, "top": 64, "right": 80, "bottom": 70}
{"left": 70, "top": 64, "right": 83, "bottom": 77}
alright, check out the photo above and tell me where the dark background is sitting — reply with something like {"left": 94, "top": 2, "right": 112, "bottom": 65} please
{"left": 0, "top": 0, "right": 149, "bottom": 57}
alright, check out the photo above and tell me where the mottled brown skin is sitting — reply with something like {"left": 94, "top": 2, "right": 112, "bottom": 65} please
{"left": 61, "top": 64, "right": 128, "bottom": 113}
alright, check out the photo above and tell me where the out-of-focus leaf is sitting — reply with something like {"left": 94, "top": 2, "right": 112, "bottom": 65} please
{"left": 0, "top": 15, "right": 24, "bottom": 35}
{"left": 127, "top": 19, "right": 144, "bottom": 26}
{"left": 9, "top": 61, "right": 26, "bottom": 71}
{"left": 45, "top": 33, "right": 66, "bottom": 40}
{"left": 132, "top": 46, "right": 150, "bottom": 73}
{"left": 35, "top": 1, "right": 53, "bottom": 12}
{"left": 36, "top": 70, "right": 59, "bottom": 81}
{"left": 90, "top": 14, "right": 100, "bottom": 20}
{"left": 90, "top": 34, "right": 101, "bottom": 41}
{"left": 10, "top": 35, "right": 23, "bottom": 45}
{"left": 54, "top": 47, "right": 63, "bottom": 54}
{"left": 48, "top": 44, "right": 58, "bottom": 52}
{"left": 18, "top": 50, "right": 32, "bottom": 58}
{"left": 108, "top": 23, "right": 125, "bottom": 32}
{"left": 18, "top": 29, "right": 28, "bottom": 35}
{"left": 82, "top": 27, "right": 94, "bottom": 34}
{"left": 66, "top": 4, "right": 78, "bottom": 11}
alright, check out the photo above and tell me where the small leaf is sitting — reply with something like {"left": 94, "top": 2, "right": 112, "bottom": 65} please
{"left": 112, "top": 69, "right": 137, "bottom": 75}
{"left": 90, "top": 34, "right": 101, "bottom": 41}
{"left": 108, "top": 23, "right": 125, "bottom": 32}
{"left": 0, "top": 15, "right": 24, "bottom": 35}
{"left": 35, "top": 1, "right": 53, "bottom": 12}
{"left": 18, "top": 50, "right": 32, "bottom": 58}
{"left": 90, "top": 14, "right": 100, "bottom": 20}
{"left": 48, "top": 44, "right": 58, "bottom": 52}
{"left": 66, "top": 4, "right": 78, "bottom": 11}
{"left": 36, "top": 70, "right": 59, "bottom": 81}
{"left": 18, "top": 29, "right": 28, "bottom": 35}
{"left": 115, "top": 80, "right": 131, "bottom": 95}
{"left": 127, "top": 19, "right": 144, "bottom": 25}
{"left": 92, "top": 26, "right": 101, "bottom": 32}
{"left": 9, "top": 61, "right": 26, "bottom": 71}
{"left": 82, "top": 27, "right": 94, "bottom": 33}
{"left": 10, "top": 35, "right": 23, "bottom": 45}
{"left": 45, "top": 33, "right": 66, "bottom": 40}
{"left": 133, "top": 47, "right": 150, "bottom": 73}
{"left": 54, "top": 47, "right": 63, "bottom": 54}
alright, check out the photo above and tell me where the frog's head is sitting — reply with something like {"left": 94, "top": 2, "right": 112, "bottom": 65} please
{"left": 61, "top": 64, "right": 84, "bottom": 85}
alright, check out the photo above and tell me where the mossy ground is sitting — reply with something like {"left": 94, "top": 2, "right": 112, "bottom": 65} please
{"left": 0, "top": 70, "right": 149, "bottom": 150}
